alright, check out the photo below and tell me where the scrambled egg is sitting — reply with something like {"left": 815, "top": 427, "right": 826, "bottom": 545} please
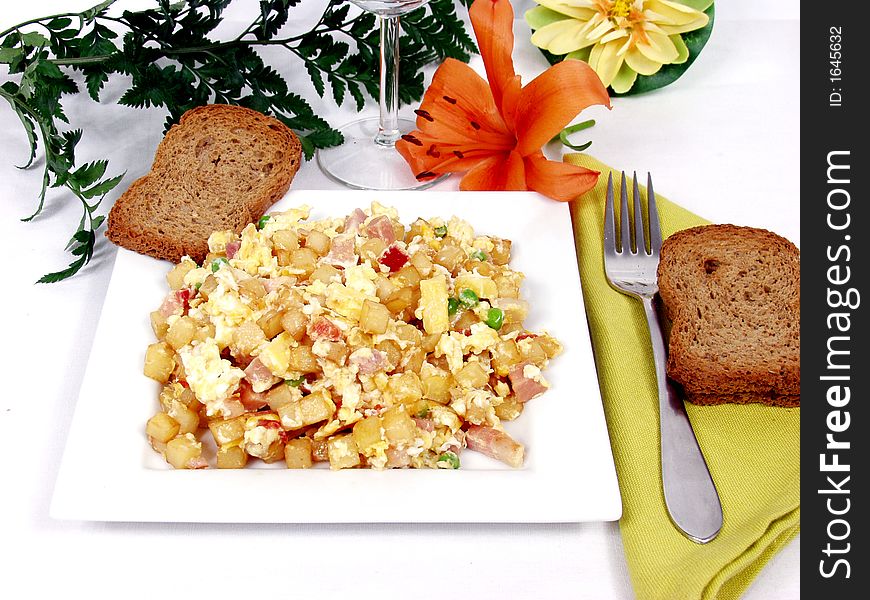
{"left": 178, "top": 339, "right": 245, "bottom": 418}
{"left": 146, "top": 202, "right": 561, "bottom": 471}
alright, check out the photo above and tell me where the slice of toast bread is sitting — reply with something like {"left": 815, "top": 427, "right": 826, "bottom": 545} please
{"left": 106, "top": 104, "right": 301, "bottom": 263}
{"left": 657, "top": 224, "right": 800, "bottom": 407}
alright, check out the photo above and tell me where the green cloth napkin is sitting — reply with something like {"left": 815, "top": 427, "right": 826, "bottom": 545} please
{"left": 564, "top": 154, "right": 800, "bottom": 600}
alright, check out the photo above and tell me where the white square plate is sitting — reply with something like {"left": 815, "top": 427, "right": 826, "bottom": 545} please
{"left": 51, "top": 190, "right": 621, "bottom": 523}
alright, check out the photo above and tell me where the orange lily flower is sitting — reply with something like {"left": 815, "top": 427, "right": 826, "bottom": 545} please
{"left": 396, "top": 0, "right": 611, "bottom": 201}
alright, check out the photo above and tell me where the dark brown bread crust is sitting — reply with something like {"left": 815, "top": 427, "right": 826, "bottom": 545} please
{"left": 106, "top": 104, "right": 302, "bottom": 263}
{"left": 686, "top": 392, "right": 800, "bottom": 408}
{"left": 657, "top": 224, "right": 800, "bottom": 407}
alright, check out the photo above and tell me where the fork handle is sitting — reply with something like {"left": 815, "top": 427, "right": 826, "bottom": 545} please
{"left": 641, "top": 296, "right": 723, "bottom": 544}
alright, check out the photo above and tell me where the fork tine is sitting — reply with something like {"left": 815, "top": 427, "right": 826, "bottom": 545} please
{"left": 619, "top": 171, "right": 631, "bottom": 254}
{"left": 604, "top": 172, "right": 616, "bottom": 254}
{"left": 647, "top": 173, "right": 662, "bottom": 253}
{"left": 632, "top": 172, "right": 645, "bottom": 254}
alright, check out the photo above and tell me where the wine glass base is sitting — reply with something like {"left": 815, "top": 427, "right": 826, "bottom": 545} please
{"left": 317, "top": 117, "right": 449, "bottom": 191}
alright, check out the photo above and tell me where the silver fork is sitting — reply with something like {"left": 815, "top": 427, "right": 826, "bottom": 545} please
{"left": 604, "top": 172, "right": 722, "bottom": 544}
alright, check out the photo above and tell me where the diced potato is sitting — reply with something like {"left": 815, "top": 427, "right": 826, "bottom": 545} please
{"left": 422, "top": 333, "right": 440, "bottom": 353}
{"left": 352, "top": 415, "right": 384, "bottom": 453}
{"left": 381, "top": 405, "right": 417, "bottom": 445}
{"left": 266, "top": 381, "right": 303, "bottom": 411}
{"left": 150, "top": 310, "right": 169, "bottom": 340}
{"left": 463, "top": 260, "right": 496, "bottom": 277}
{"left": 288, "top": 247, "right": 318, "bottom": 277}
{"left": 164, "top": 434, "right": 204, "bottom": 469}
{"left": 494, "top": 274, "right": 521, "bottom": 299}
{"left": 310, "top": 264, "right": 341, "bottom": 284}
{"left": 537, "top": 334, "right": 563, "bottom": 359}
{"left": 304, "top": 230, "right": 331, "bottom": 256}
{"left": 374, "top": 276, "right": 397, "bottom": 302}
{"left": 360, "top": 238, "right": 387, "bottom": 263}
{"left": 386, "top": 371, "right": 423, "bottom": 404}
{"left": 409, "top": 251, "right": 433, "bottom": 276}
{"left": 193, "top": 322, "right": 216, "bottom": 343}
{"left": 406, "top": 218, "right": 432, "bottom": 242}
{"left": 168, "top": 402, "right": 200, "bottom": 435}
{"left": 392, "top": 222, "right": 405, "bottom": 242}
{"left": 455, "top": 361, "right": 489, "bottom": 388}
{"left": 311, "top": 437, "right": 329, "bottom": 462}
{"left": 422, "top": 370, "right": 453, "bottom": 404}
{"left": 391, "top": 265, "right": 421, "bottom": 289}
{"left": 257, "top": 310, "right": 285, "bottom": 340}
{"left": 166, "top": 316, "right": 197, "bottom": 350}
{"left": 327, "top": 434, "right": 360, "bottom": 470}
{"left": 166, "top": 260, "right": 196, "bottom": 290}
{"left": 238, "top": 277, "right": 266, "bottom": 300}
{"left": 434, "top": 243, "right": 465, "bottom": 272}
{"left": 198, "top": 274, "right": 218, "bottom": 299}
{"left": 495, "top": 396, "right": 524, "bottom": 421}
{"left": 258, "top": 332, "right": 295, "bottom": 375}
{"left": 144, "top": 342, "right": 175, "bottom": 383}
{"left": 491, "top": 340, "right": 522, "bottom": 376}
{"left": 384, "top": 286, "right": 414, "bottom": 315}
{"left": 455, "top": 273, "right": 498, "bottom": 300}
{"left": 419, "top": 276, "right": 449, "bottom": 335}
{"left": 208, "top": 415, "right": 247, "bottom": 446}
{"left": 453, "top": 310, "right": 479, "bottom": 331}
{"left": 317, "top": 340, "right": 348, "bottom": 365}
{"left": 490, "top": 237, "right": 512, "bottom": 265}
{"left": 400, "top": 347, "right": 425, "bottom": 374}
{"left": 146, "top": 412, "right": 180, "bottom": 443}
{"left": 284, "top": 438, "right": 313, "bottom": 469}
{"left": 272, "top": 229, "right": 299, "bottom": 251}
{"left": 360, "top": 299, "right": 391, "bottom": 335}
{"left": 159, "top": 382, "right": 198, "bottom": 411}
{"left": 493, "top": 298, "right": 529, "bottom": 325}
{"left": 288, "top": 345, "right": 319, "bottom": 373}
{"left": 395, "top": 323, "right": 423, "bottom": 345}
{"left": 278, "top": 390, "right": 336, "bottom": 430}
{"left": 259, "top": 440, "right": 286, "bottom": 464}
{"left": 518, "top": 337, "right": 548, "bottom": 366}
{"left": 231, "top": 321, "right": 266, "bottom": 357}
{"left": 217, "top": 444, "right": 248, "bottom": 469}
{"left": 281, "top": 307, "right": 307, "bottom": 341}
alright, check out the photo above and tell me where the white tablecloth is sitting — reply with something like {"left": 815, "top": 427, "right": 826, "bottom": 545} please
{"left": 0, "top": 1, "right": 799, "bottom": 598}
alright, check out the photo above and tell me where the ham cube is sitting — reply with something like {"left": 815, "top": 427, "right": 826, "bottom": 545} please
{"left": 465, "top": 425, "right": 524, "bottom": 468}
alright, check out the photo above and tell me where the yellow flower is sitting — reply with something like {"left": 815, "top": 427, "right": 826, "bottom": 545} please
{"left": 526, "top": 0, "right": 710, "bottom": 93}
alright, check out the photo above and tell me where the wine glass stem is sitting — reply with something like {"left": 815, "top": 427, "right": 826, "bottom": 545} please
{"left": 375, "top": 15, "right": 401, "bottom": 148}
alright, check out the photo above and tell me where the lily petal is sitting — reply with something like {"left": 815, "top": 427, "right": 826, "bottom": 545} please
{"left": 534, "top": 0, "right": 597, "bottom": 21}
{"left": 624, "top": 47, "right": 663, "bottom": 76}
{"left": 636, "top": 30, "right": 680, "bottom": 64}
{"left": 523, "top": 151, "right": 599, "bottom": 201}
{"left": 610, "top": 62, "right": 639, "bottom": 94}
{"left": 514, "top": 59, "right": 610, "bottom": 156}
{"left": 460, "top": 151, "right": 528, "bottom": 192}
{"left": 469, "top": 0, "right": 517, "bottom": 113}
{"left": 647, "top": 0, "right": 709, "bottom": 33}
{"left": 412, "top": 58, "right": 513, "bottom": 145}
{"left": 531, "top": 18, "right": 598, "bottom": 55}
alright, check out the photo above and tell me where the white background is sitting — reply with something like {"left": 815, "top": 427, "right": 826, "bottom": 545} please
{"left": 0, "top": 1, "right": 800, "bottom": 598}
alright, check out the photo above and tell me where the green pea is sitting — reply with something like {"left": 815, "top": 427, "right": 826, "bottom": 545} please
{"left": 447, "top": 297, "right": 460, "bottom": 316}
{"left": 484, "top": 307, "right": 504, "bottom": 330}
{"left": 437, "top": 451, "right": 460, "bottom": 469}
{"left": 458, "top": 288, "right": 478, "bottom": 309}
{"left": 210, "top": 257, "right": 229, "bottom": 272}
{"left": 434, "top": 225, "right": 448, "bottom": 238}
